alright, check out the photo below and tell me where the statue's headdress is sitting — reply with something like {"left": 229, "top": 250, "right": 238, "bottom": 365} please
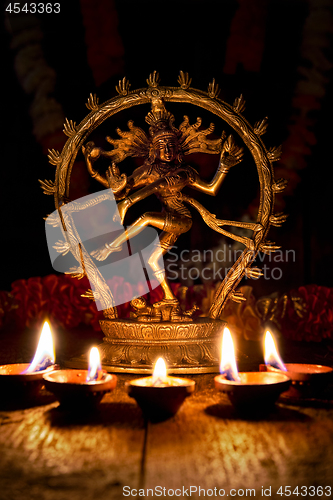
{"left": 104, "top": 97, "right": 224, "bottom": 164}
{"left": 145, "top": 98, "right": 181, "bottom": 144}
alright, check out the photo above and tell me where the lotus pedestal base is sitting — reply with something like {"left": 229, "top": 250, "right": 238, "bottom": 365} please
{"left": 70, "top": 318, "right": 225, "bottom": 374}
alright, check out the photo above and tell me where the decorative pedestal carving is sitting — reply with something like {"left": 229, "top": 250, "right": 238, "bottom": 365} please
{"left": 97, "top": 318, "right": 225, "bottom": 374}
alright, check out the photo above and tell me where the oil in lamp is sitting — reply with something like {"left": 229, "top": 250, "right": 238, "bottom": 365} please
{"left": 127, "top": 357, "right": 195, "bottom": 421}
{"left": 261, "top": 330, "right": 333, "bottom": 398}
{"left": 43, "top": 346, "right": 117, "bottom": 409}
{"left": 0, "top": 321, "right": 56, "bottom": 401}
{"left": 214, "top": 328, "right": 291, "bottom": 413}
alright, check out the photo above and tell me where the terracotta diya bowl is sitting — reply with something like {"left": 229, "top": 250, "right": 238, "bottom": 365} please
{"left": 43, "top": 369, "right": 117, "bottom": 409}
{"left": 215, "top": 372, "right": 291, "bottom": 413}
{"left": 0, "top": 363, "right": 56, "bottom": 401}
{"left": 127, "top": 376, "right": 195, "bottom": 422}
{"left": 262, "top": 363, "right": 333, "bottom": 398}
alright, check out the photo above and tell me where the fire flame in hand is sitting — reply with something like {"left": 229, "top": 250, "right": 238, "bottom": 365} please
{"left": 220, "top": 327, "right": 240, "bottom": 382}
{"left": 86, "top": 347, "right": 102, "bottom": 382}
{"left": 24, "top": 321, "right": 55, "bottom": 373}
{"left": 264, "top": 330, "right": 286, "bottom": 371}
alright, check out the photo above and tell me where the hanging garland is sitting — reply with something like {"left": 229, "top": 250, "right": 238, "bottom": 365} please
{"left": 79, "top": 0, "right": 125, "bottom": 87}
{"left": 8, "top": 15, "right": 65, "bottom": 148}
{"left": 223, "top": 0, "right": 333, "bottom": 213}
{"left": 223, "top": 0, "right": 268, "bottom": 74}
{"left": 6, "top": 2, "right": 126, "bottom": 197}
{"left": 273, "top": 0, "right": 333, "bottom": 211}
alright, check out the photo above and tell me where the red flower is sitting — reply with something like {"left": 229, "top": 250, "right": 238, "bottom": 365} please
{"left": 8, "top": 274, "right": 332, "bottom": 343}
{"left": 11, "top": 277, "right": 47, "bottom": 329}
{"left": 11, "top": 275, "right": 93, "bottom": 330}
{"left": 281, "top": 285, "right": 333, "bottom": 342}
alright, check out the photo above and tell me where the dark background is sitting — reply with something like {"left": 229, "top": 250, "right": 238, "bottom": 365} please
{"left": 2, "top": 0, "right": 333, "bottom": 296}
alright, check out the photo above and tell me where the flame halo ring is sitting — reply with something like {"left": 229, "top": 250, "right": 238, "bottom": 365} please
{"left": 51, "top": 75, "right": 281, "bottom": 319}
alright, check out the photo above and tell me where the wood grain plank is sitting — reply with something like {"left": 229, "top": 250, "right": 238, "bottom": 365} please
{"left": 142, "top": 375, "right": 333, "bottom": 496}
{"left": 0, "top": 377, "right": 145, "bottom": 500}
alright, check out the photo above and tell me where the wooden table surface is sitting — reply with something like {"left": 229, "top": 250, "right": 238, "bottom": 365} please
{"left": 1, "top": 326, "right": 333, "bottom": 500}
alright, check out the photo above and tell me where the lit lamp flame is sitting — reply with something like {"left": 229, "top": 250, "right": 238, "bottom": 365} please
{"left": 24, "top": 321, "right": 55, "bottom": 373}
{"left": 152, "top": 357, "right": 168, "bottom": 386}
{"left": 264, "top": 330, "right": 286, "bottom": 371}
{"left": 220, "top": 327, "right": 240, "bottom": 382}
{"left": 86, "top": 347, "right": 102, "bottom": 382}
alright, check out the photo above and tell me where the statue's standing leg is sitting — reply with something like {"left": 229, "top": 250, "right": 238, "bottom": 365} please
{"left": 148, "top": 214, "right": 193, "bottom": 321}
{"left": 105, "top": 211, "right": 180, "bottom": 300}
{"left": 96, "top": 210, "right": 193, "bottom": 320}
{"left": 148, "top": 231, "right": 179, "bottom": 300}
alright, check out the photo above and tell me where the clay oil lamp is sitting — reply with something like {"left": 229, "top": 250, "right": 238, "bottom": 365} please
{"left": 43, "top": 347, "right": 117, "bottom": 409}
{"left": 0, "top": 321, "right": 56, "bottom": 401}
{"left": 260, "top": 330, "right": 333, "bottom": 398}
{"left": 214, "top": 327, "right": 291, "bottom": 413}
{"left": 127, "top": 358, "right": 195, "bottom": 421}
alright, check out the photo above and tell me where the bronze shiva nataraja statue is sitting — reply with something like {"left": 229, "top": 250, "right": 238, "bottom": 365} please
{"left": 82, "top": 98, "right": 260, "bottom": 321}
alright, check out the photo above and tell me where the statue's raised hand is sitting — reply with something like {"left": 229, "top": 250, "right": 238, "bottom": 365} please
{"left": 106, "top": 163, "right": 127, "bottom": 194}
{"left": 219, "top": 135, "right": 244, "bottom": 170}
{"left": 82, "top": 141, "right": 101, "bottom": 162}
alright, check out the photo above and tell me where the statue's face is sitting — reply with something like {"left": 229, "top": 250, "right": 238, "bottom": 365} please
{"left": 154, "top": 136, "right": 178, "bottom": 162}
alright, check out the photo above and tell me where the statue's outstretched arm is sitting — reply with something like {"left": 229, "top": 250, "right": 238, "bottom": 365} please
{"left": 82, "top": 142, "right": 150, "bottom": 199}
{"left": 82, "top": 142, "right": 109, "bottom": 188}
{"left": 189, "top": 135, "right": 243, "bottom": 196}
{"left": 189, "top": 162, "right": 229, "bottom": 196}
